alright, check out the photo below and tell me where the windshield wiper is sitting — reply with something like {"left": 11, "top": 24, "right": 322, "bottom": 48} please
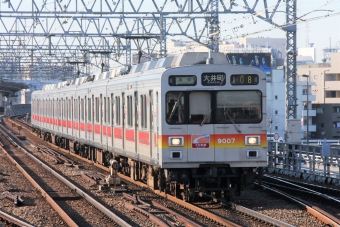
{"left": 200, "top": 110, "right": 211, "bottom": 126}
{"left": 167, "top": 93, "right": 183, "bottom": 123}
{"left": 224, "top": 111, "right": 241, "bottom": 133}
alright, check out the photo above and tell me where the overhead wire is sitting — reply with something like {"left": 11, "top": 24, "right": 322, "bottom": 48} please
{"left": 3, "top": 0, "right": 340, "bottom": 71}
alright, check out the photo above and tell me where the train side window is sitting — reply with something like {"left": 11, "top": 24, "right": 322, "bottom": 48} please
{"left": 95, "top": 97, "right": 99, "bottom": 123}
{"left": 107, "top": 97, "right": 110, "bottom": 124}
{"left": 88, "top": 97, "right": 92, "bottom": 122}
{"left": 115, "top": 96, "right": 120, "bottom": 125}
{"left": 69, "top": 98, "right": 72, "bottom": 119}
{"left": 57, "top": 99, "right": 60, "bottom": 119}
{"left": 104, "top": 97, "right": 107, "bottom": 124}
{"left": 53, "top": 99, "right": 55, "bottom": 120}
{"left": 166, "top": 92, "right": 185, "bottom": 124}
{"left": 60, "top": 99, "right": 63, "bottom": 119}
{"left": 141, "top": 95, "right": 147, "bottom": 128}
{"left": 74, "top": 99, "right": 76, "bottom": 120}
{"left": 111, "top": 94, "right": 114, "bottom": 125}
{"left": 81, "top": 98, "right": 84, "bottom": 121}
{"left": 100, "top": 95, "right": 103, "bottom": 123}
{"left": 64, "top": 99, "right": 67, "bottom": 120}
{"left": 127, "top": 95, "right": 133, "bottom": 127}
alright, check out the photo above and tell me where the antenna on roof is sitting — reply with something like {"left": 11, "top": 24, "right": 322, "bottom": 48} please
{"left": 206, "top": 50, "right": 214, "bottom": 64}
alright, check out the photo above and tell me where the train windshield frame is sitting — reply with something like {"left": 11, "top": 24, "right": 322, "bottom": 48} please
{"left": 166, "top": 90, "right": 262, "bottom": 125}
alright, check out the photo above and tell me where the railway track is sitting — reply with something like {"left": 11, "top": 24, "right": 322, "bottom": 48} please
{"left": 6, "top": 115, "right": 326, "bottom": 226}
{"left": 4, "top": 117, "right": 245, "bottom": 226}
{"left": 0, "top": 122, "right": 133, "bottom": 227}
{"left": 123, "top": 192, "right": 204, "bottom": 227}
{"left": 259, "top": 174, "right": 340, "bottom": 226}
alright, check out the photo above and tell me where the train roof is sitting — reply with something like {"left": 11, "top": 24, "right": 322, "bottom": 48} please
{"left": 41, "top": 52, "right": 229, "bottom": 91}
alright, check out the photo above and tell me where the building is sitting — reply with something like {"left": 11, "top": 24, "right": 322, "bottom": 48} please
{"left": 297, "top": 52, "right": 340, "bottom": 139}
{"left": 266, "top": 69, "right": 286, "bottom": 140}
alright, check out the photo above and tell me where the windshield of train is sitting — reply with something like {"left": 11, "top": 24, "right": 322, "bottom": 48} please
{"left": 216, "top": 90, "right": 262, "bottom": 124}
{"left": 166, "top": 90, "right": 262, "bottom": 124}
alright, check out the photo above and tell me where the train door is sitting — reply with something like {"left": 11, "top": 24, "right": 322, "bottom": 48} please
{"left": 150, "top": 90, "right": 158, "bottom": 160}
{"left": 63, "top": 98, "right": 67, "bottom": 134}
{"left": 122, "top": 93, "right": 125, "bottom": 152}
{"left": 75, "top": 97, "right": 80, "bottom": 139}
{"left": 42, "top": 99, "right": 46, "bottom": 129}
{"left": 109, "top": 93, "right": 114, "bottom": 148}
{"left": 52, "top": 98, "right": 58, "bottom": 131}
{"left": 47, "top": 99, "right": 50, "bottom": 129}
{"left": 103, "top": 95, "right": 107, "bottom": 148}
{"left": 50, "top": 99, "right": 53, "bottom": 130}
{"left": 91, "top": 95, "right": 94, "bottom": 142}
{"left": 94, "top": 95, "right": 102, "bottom": 144}
{"left": 80, "top": 97, "right": 86, "bottom": 140}
{"left": 69, "top": 97, "right": 73, "bottom": 136}
{"left": 114, "top": 95, "right": 122, "bottom": 150}
{"left": 134, "top": 92, "right": 138, "bottom": 154}
{"left": 57, "top": 98, "right": 61, "bottom": 131}
{"left": 59, "top": 98, "right": 63, "bottom": 133}
{"left": 86, "top": 96, "right": 92, "bottom": 141}
{"left": 100, "top": 94, "right": 103, "bottom": 145}
{"left": 187, "top": 91, "right": 214, "bottom": 162}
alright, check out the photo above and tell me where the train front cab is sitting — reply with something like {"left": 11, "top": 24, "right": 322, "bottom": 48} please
{"left": 160, "top": 66, "right": 267, "bottom": 201}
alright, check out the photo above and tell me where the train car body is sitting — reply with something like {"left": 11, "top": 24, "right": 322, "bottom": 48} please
{"left": 32, "top": 52, "right": 267, "bottom": 201}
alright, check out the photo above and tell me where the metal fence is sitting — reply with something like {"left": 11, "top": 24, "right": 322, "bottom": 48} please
{"left": 267, "top": 141, "right": 340, "bottom": 186}
{"left": 4, "top": 104, "right": 31, "bottom": 117}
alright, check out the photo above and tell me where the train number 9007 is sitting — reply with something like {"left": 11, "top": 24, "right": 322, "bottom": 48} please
{"left": 217, "top": 138, "right": 235, "bottom": 144}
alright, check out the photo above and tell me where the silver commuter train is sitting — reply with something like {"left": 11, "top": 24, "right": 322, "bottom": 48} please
{"left": 31, "top": 52, "right": 267, "bottom": 201}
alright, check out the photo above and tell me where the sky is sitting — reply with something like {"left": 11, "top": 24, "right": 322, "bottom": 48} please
{"left": 1, "top": 0, "right": 339, "bottom": 64}
{"left": 251, "top": 0, "right": 340, "bottom": 63}
{"left": 209, "top": 0, "right": 340, "bottom": 63}
{"left": 296, "top": 0, "right": 340, "bottom": 62}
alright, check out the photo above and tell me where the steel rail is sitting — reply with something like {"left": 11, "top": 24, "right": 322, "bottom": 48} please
{"left": 10, "top": 117, "right": 282, "bottom": 227}
{"left": 258, "top": 182, "right": 340, "bottom": 227}
{"left": 0, "top": 209, "right": 35, "bottom": 227}
{"left": 0, "top": 125, "right": 132, "bottom": 227}
{"left": 151, "top": 201, "right": 203, "bottom": 227}
{"left": 124, "top": 202, "right": 169, "bottom": 227}
{"left": 0, "top": 146, "right": 78, "bottom": 227}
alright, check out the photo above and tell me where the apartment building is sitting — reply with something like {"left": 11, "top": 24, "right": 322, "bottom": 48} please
{"left": 297, "top": 52, "right": 340, "bottom": 139}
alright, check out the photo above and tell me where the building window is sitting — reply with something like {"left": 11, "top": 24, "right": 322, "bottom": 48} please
{"left": 275, "top": 110, "right": 278, "bottom": 114}
{"left": 326, "top": 91, "right": 336, "bottom": 98}
{"left": 333, "top": 122, "right": 340, "bottom": 128}
{"left": 302, "top": 89, "right": 307, "bottom": 95}
{"left": 275, "top": 95, "right": 278, "bottom": 100}
{"left": 275, "top": 126, "right": 278, "bottom": 130}
{"left": 321, "top": 123, "right": 324, "bottom": 128}
{"left": 335, "top": 107, "right": 340, "bottom": 113}
{"left": 316, "top": 108, "right": 324, "bottom": 114}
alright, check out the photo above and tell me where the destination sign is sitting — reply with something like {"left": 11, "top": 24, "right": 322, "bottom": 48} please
{"left": 201, "top": 72, "right": 226, "bottom": 86}
{"left": 169, "top": 75, "right": 197, "bottom": 86}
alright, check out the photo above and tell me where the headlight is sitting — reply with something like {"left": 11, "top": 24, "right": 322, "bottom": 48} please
{"left": 168, "top": 136, "right": 184, "bottom": 146}
{"left": 245, "top": 136, "right": 260, "bottom": 145}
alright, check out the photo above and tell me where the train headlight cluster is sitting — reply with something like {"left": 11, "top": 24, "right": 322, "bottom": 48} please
{"left": 245, "top": 136, "right": 260, "bottom": 145}
{"left": 168, "top": 136, "right": 184, "bottom": 146}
